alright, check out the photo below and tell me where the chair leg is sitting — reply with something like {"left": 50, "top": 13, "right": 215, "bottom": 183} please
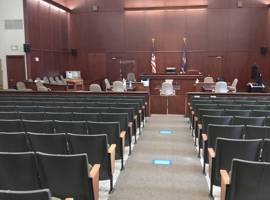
{"left": 109, "top": 176, "right": 114, "bottom": 193}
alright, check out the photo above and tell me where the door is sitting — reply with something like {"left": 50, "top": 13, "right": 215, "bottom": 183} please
{"left": 6, "top": 55, "right": 26, "bottom": 89}
{"left": 206, "top": 56, "right": 224, "bottom": 81}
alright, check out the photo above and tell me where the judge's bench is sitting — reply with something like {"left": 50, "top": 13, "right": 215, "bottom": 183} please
{"left": 140, "top": 71, "right": 203, "bottom": 114}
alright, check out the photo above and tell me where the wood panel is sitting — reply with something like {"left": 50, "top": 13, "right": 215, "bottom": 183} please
{"left": 24, "top": 0, "right": 69, "bottom": 79}
{"left": 6, "top": 56, "right": 26, "bottom": 89}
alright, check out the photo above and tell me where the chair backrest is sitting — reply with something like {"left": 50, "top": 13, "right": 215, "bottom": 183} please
{"left": 28, "top": 133, "right": 68, "bottom": 154}
{"left": 213, "top": 138, "right": 262, "bottom": 187}
{"left": 16, "top": 81, "right": 26, "bottom": 90}
{"left": 44, "top": 112, "right": 73, "bottom": 121}
{"left": 0, "top": 119, "right": 24, "bottom": 132}
{"left": 228, "top": 159, "right": 270, "bottom": 200}
{"left": 250, "top": 110, "right": 270, "bottom": 117}
{"left": 197, "top": 109, "right": 224, "bottom": 123}
{"left": 244, "top": 125, "right": 270, "bottom": 139}
{"left": 127, "top": 73, "right": 136, "bottom": 82}
{"left": 207, "top": 125, "right": 244, "bottom": 149}
{"left": 36, "top": 152, "right": 93, "bottom": 200}
{"left": 202, "top": 115, "right": 233, "bottom": 133}
{"left": 0, "top": 132, "right": 29, "bottom": 152}
{"left": 54, "top": 120, "right": 87, "bottom": 135}
{"left": 36, "top": 81, "right": 49, "bottom": 92}
{"left": 104, "top": 78, "right": 111, "bottom": 90}
{"left": 87, "top": 121, "right": 121, "bottom": 159}
{"left": 68, "top": 134, "right": 111, "bottom": 180}
{"left": 160, "top": 82, "right": 174, "bottom": 96}
{"left": 232, "top": 116, "right": 265, "bottom": 126}
{"left": 20, "top": 112, "right": 45, "bottom": 120}
{"left": 0, "top": 111, "right": 20, "bottom": 120}
{"left": 23, "top": 120, "right": 55, "bottom": 133}
{"left": 241, "top": 104, "right": 267, "bottom": 110}
{"left": 48, "top": 77, "right": 57, "bottom": 84}
{"left": 72, "top": 112, "right": 99, "bottom": 122}
{"left": 43, "top": 77, "right": 49, "bottom": 84}
{"left": 0, "top": 152, "right": 40, "bottom": 190}
{"left": 203, "top": 76, "right": 214, "bottom": 83}
{"left": 214, "top": 81, "right": 228, "bottom": 93}
{"left": 112, "top": 81, "right": 125, "bottom": 92}
{"left": 231, "top": 78, "right": 238, "bottom": 88}
{"left": 54, "top": 77, "right": 64, "bottom": 85}
{"left": 0, "top": 189, "right": 52, "bottom": 200}
{"left": 262, "top": 139, "right": 270, "bottom": 162}
{"left": 89, "top": 84, "right": 102, "bottom": 92}
{"left": 223, "top": 109, "right": 251, "bottom": 117}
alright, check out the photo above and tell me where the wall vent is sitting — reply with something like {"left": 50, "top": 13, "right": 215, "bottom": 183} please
{"left": 4, "top": 19, "right": 23, "bottom": 30}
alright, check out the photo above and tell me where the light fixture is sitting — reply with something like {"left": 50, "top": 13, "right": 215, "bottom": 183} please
{"left": 124, "top": 5, "right": 208, "bottom": 11}
{"left": 40, "top": 0, "right": 71, "bottom": 13}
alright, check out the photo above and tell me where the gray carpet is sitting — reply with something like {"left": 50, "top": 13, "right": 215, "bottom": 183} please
{"left": 108, "top": 115, "right": 209, "bottom": 200}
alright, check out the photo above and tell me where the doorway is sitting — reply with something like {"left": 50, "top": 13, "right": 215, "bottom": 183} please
{"left": 6, "top": 55, "right": 26, "bottom": 89}
{"left": 206, "top": 56, "right": 224, "bottom": 81}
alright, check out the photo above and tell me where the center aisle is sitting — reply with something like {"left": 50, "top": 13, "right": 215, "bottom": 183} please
{"left": 108, "top": 115, "right": 209, "bottom": 200}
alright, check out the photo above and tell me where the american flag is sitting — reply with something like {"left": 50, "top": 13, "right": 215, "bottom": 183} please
{"left": 181, "top": 37, "right": 188, "bottom": 73}
{"left": 151, "top": 51, "right": 157, "bottom": 74}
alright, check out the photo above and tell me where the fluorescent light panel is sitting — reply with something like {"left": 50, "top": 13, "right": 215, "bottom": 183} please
{"left": 124, "top": 5, "right": 208, "bottom": 11}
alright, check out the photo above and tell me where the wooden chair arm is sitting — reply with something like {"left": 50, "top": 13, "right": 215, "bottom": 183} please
{"left": 194, "top": 116, "right": 198, "bottom": 122}
{"left": 198, "top": 123, "right": 202, "bottom": 130}
{"left": 89, "top": 164, "right": 100, "bottom": 200}
{"left": 134, "top": 115, "right": 137, "bottom": 120}
{"left": 108, "top": 144, "right": 116, "bottom": 174}
{"left": 220, "top": 169, "right": 230, "bottom": 200}
{"left": 191, "top": 111, "right": 195, "bottom": 115}
{"left": 208, "top": 148, "right": 216, "bottom": 178}
{"left": 202, "top": 134, "right": 208, "bottom": 142}
{"left": 142, "top": 105, "right": 145, "bottom": 109}
{"left": 138, "top": 109, "right": 142, "bottom": 114}
{"left": 128, "top": 122, "right": 133, "bottom": 128}
{"left": 65, "top": 198, "right": 74, "bottom": 200}
{"left": 120, "top": 131, "right": 126, "bottom": 153}
{"left": 208, "top": 148, "right": 216, "bottom": 159}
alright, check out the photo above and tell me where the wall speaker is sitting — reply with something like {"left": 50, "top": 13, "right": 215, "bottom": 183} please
{"left": 260, "top": 47, "right": 268, "bottom": 55}
{"left": 23, "top": 43, "right": 31, "bottom": 53}
{"left": 70, "top": 48, "right": 78, "bottom": 56}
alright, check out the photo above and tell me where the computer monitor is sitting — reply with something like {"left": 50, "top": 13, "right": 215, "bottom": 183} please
{"left": 66, "top": 71, "right": 81, "bottom": 80}
{"left": 141, "top": 79, "right": 149, "bottom": 87}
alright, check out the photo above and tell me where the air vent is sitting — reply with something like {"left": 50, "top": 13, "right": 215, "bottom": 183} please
{"left": 4, "top": 19, "right": 23, "bottom": 30}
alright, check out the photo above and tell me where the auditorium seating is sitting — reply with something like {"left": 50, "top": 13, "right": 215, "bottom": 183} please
{"left": 0, "top": 93, "right": 147, "bottom": 199}
{"left": 220, "top": 159, "right": 270, "bottom": 200}
{"left": 188, "top": 94, "right": 270, "bottom": 199}
{"left": 208, "top": 138, "right": 262, "bottom": 196}
{"left": 0, "top": 189, "right": 52, "bottom": 200}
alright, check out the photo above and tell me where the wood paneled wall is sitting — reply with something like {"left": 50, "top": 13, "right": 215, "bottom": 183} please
{"left": 24, "top": 0, "right": 270, "bottom": 90}
{"left": 24, "top": 0, "right": 69, "bottom": 79}
{"left": 66, "top": 0, "right": 270, "bottom": 89}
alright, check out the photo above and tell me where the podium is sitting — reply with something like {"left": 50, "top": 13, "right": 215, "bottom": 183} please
{"left": 140, "top": 74, "right": 203, "bottom": 114}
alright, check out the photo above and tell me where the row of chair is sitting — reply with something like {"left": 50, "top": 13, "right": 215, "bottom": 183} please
{"left": 187, "top": 95, "right": 270, "bottom": 200}
{"left": 0, "top": 132, "right": 116, "bottom": 192}
{"left": 0, "top": 151, "right": 98, "bottom": 200}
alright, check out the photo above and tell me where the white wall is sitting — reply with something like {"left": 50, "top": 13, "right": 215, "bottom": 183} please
{"left": 0, "top": 0, "right": 25, "bottom": 89}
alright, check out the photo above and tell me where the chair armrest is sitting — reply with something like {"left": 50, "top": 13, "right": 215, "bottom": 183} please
{"left": 134, "top": 115, "right": 137, "bottom": 120}
{"left": 202, "top": 134, "right": 208, "bottom": 142}
{"left": 208, "top": 148, "right": 216, "bottom": 178}
{"left": 198, "top": 123, "right": 202, "bottom": 130}
{"left": 194, "top": 116, "right": 198, "bottom": 122}
{"left": 120, "top": 131, "right": 126, "bottom": 153}
{"left": 65, "top": 198, "right": 74, "bottom": 200}
{"left": 220, "top": 169, "right": 230, "bottom": 200}
{"left": 142, "top": 105, "right": 145, "bottom": 109}
{"left": 89, "top": 164, "right": 100, "bottom": 200}
{"left": 128, "top": 122, "right": 133, "bottom": 128}
{"left": 108, "top": 144, "right": 116, "bottom": 174}
{"left": 138, "top": 109, "right": 142, "bottom": 114}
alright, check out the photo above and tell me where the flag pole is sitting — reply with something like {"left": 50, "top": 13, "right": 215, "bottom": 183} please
{"left": 152, "top": 38, "right": 155, "bottom": 50}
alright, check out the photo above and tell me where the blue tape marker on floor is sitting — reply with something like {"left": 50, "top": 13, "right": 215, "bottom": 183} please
{"left": 152, "top": 159, "right": 172, "bottom": 166}
{"left": 160, "top": 130, "right": 175, "bottom": 135}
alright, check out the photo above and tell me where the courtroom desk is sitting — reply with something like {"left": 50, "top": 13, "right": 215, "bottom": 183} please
{"left": 141, "top": 74, "right": 203, "bottom": 114}
{"left": 150, "top": 95, "right": 185, "bottom": 114}
{"left": 66, "top": 79, "right": 84, "bottom": 91}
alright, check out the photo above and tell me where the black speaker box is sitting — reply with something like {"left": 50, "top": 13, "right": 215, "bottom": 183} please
{"left": 260, "top": 47, "right": 268, "bottom": 55}
{"left": 23, "top": 43, "right": 31, "bottom": 53}
{"left": 70, "top": 48, "right": 78, "bottom": 56}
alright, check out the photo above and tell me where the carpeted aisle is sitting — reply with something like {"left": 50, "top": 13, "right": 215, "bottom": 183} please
{"left": 108, "top": 115, "right": 209, "bottom": 200}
